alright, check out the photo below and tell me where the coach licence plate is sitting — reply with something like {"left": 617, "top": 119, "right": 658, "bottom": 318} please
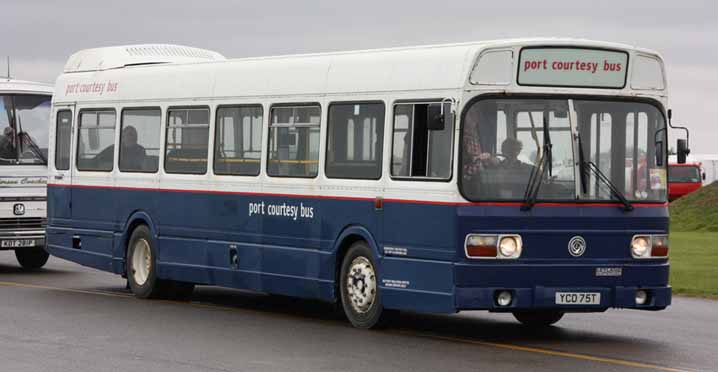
{"left": 0, "top": 239, "right": 36, "bottom": 248}
{"left": 555, "top": 292, "right": 601, "bottom": 305}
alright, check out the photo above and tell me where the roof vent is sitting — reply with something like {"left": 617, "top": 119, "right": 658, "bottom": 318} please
{"left": 63, "top": 44, "right": 226, "bottom": 73}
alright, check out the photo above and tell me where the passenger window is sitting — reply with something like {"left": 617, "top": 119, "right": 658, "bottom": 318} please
{"left": 77, "top": 109, "right": 116, "bottom": 171}
{"left": 55, "top": 110, "right": 72, "bottom": 170}
{"left": 391, "top": 102, "right": 453, "bottom": 179}
{"left": 214, "top": 105, "right": 263, "bottom": 176}
{"left": 267, "top": 105, "right": 321, "bottom": 178}
{"left": 326, "top": 102, "right": 384, "bottom": 179}
{"left": 120, "top": 108, "right": 161, "bottom": 173}
{"left": 165, "top": 108, "right": 210, "bottom": 174}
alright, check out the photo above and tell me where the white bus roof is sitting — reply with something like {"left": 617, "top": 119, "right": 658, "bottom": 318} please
{"left": 55, "top": 38, "right": 664, "bottom": 102}
{"left": 0, "top": 78, "right": 53, "bottom": 95}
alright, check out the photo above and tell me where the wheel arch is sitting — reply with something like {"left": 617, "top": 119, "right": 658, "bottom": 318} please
{"left": 118, "top": 211, "right": 159, "bottom": 274}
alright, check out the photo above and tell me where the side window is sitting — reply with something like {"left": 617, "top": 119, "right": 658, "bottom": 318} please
{"left": 55, "top": 110, "right": 72, "bottom": 170}
{"left": 165, "top": 108, "right": 209, "bottom": 174}
{"left": 326, "top": 102, "right": 385, "bottom": 179}
{"left": 391, "top": 102, "right": 453, "bottom": 179}
{"left": 214, "top": 105, "right": 263, "bottom": 176}
{"left": 120, "top": 108, "right": 161, "bottom": 173}
{"left": 77, "top": 109, "right": 116, "bottom": 171}
{"left": 267, "top": 105, "right": 320, "bottom": 178}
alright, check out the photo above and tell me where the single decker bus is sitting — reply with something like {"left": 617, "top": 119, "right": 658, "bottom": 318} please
{"left": 1, "top": 78, "right": 53, "bottom": 269}
{"left": 47, "top": 39, "right": 678, "bottom": 328}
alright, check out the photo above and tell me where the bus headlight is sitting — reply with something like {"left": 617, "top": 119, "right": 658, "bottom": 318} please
{"left": 465, "top": 234, "right": 522, "bottom": 259}
{"left": 631, "top": 236, "right": 651, "bottom": 258}
{"left": 630, "top": 235, "right": 669, "bottom": 259}
{"left": 498, "top": 236, "right": 522, "bottom": 259}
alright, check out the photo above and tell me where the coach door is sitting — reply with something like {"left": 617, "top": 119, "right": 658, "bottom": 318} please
{"left": 49, "top": 106, "right": 75, "bottom": 222}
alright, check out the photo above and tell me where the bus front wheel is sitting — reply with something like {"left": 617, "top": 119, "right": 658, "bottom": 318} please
{"left": 15, "top": 247, "right": 49, "bottom": 270}
{"left": 339, "top": 241, "right": 388, "bottom": 329}
{"left": 512, "top": 311, "right": 564, "bottom": 327}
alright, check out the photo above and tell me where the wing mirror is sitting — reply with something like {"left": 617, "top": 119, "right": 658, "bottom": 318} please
{"left": 676, "top": 138, "right": 689, "bottom": 164}
{"left": 668, "top": 109, "right": 690, "bottom": 164}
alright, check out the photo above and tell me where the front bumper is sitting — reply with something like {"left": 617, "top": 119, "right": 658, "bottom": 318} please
{"left": 456, "top": 285, "right": 671, "bottom": 311}
{"left": 453, "top": 261, "right": 671, "bottom": 311}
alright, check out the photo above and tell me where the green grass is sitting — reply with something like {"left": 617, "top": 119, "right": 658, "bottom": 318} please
{"left": 669, "top": 231, "right": 718, "bottom": 298}
{"left": 667, "top": 181, "right": 718, "bottom": 297}
{"left": 670, "top": 182, "right": 718, "bottom": 232}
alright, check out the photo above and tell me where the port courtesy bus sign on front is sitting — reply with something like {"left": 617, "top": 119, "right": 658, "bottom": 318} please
{"left": 518, "top": 47, "right": 628, "bottom": 89}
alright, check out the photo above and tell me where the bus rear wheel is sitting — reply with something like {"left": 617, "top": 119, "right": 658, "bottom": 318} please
{"left": 512, "top": 311, "right": 564, "bottom": 327}
{"left": 15, "top": 247, "right": 49, "bottom": 270}
{"left": 127, "top": 225, "right": 194, "bottom": 300}
{"left": 339, "top": 241, "right": 387, "bottom": 329}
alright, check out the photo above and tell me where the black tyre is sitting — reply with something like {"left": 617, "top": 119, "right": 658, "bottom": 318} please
{"left": 126, "top": 225, "right": 173, "bottom": 299}
{"left": 339, "top": 241, "right": 387, "bottom": 329}
{"left": 15, "top": 247, "right": 49, "bottom": 270}
{"left": 513, "top": 311, "right": 564, "bottom": 327}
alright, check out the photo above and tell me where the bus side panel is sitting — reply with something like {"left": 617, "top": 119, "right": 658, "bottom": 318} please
{"left": 380, "top": 257, "right": 456, "bottom": 313}
{"left": 379, "top": 202, "right": 458, "bottom": 313}
{"left": 382, "top": 201, "right": 457, "bottom": 261}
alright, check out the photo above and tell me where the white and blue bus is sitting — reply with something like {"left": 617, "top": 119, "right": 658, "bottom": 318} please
{"left": 47, "top": 39, "right": 677, "bottom": 328}
{"left": 1, "top": 78, "right": 53, "bottom": 269}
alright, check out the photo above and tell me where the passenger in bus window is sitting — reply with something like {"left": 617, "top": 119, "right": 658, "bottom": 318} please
{"left": 462, "top": 109, "right": 498, "bottom": 180}
{"left": 120, "top": 126, "right": 146, "bottom": 171}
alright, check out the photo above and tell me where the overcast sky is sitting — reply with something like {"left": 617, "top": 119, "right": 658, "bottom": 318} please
{"left": 4, "top": 0, "right": 716, "bottom": 154}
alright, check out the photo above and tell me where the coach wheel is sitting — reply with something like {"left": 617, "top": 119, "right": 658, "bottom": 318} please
{"left": 512, "top": 310, "right": 564, "bottom": 327}
{"left": 15, "top": 247, "right": 49, "bottom": 270}
{"left": 340, "top": 241, "right": 387, "bottom": 329}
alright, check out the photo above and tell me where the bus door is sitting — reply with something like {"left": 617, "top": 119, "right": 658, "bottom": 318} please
{"left": 49, "top": 105, "right": 75, "bottom": 223}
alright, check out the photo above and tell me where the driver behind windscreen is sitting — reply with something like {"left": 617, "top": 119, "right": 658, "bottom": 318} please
{"left": 496, "top": 138, "right": 534, "bottom": 198}
{"left": 0, "top": 126, "right": 16, "bottom": 162}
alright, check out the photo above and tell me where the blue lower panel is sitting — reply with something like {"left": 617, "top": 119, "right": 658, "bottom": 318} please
{"left": 47, "top": 245, "right": 114, "bottom": 273}
{"left": 380, "top": 257, "right": 455, "bottom": 313}
{"left": 455, "top": 285, "right": 671, "bottom": 311}
{"left": 454, "top": 262, "right": 669, "bottom": 287}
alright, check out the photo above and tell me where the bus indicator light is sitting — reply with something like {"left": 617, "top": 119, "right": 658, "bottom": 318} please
{"left": 651, "top": 236, "right": 669, "bottom": 257}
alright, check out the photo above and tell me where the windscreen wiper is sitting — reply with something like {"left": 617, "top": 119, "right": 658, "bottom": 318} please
{"left": 581, "top": 161, "right": 633, "bottom": 211}
{"left": 18, "top": 131, "right": 47, "bottom": 164}
{"left": 575, "top": 132, "right": 632, "bottom": 211}
{"left": 522, "top": 115, "right": 552, "bottom": 211}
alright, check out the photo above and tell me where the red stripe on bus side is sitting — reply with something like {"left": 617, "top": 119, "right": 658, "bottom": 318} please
{"left": 46, "top": 183, "right": 667, "bottom": 208}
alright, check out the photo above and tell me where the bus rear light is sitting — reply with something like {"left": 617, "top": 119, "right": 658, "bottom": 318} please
{"left": 465, "top": 234, "right": 522, "bottom": 259}
{"left": 631, "top": 235, "right": 669, "bottom": 259}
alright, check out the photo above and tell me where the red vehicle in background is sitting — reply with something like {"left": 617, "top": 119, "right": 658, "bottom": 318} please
{"left": 668, "top": 163, "right": 705, "bottom": 201}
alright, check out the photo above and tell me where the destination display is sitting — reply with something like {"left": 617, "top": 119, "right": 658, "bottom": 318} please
{"left": 518, "top": 47, "right": 628, "bottom": 88}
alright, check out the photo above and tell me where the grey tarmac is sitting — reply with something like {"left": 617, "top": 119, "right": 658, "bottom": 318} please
{"left": 0, "top": 253, "right": 715, "bottom": 372}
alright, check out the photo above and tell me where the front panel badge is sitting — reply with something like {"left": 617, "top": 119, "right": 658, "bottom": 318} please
{"left": 568, "top": 236, "right": 586, "bottom": 257}
{"left": 13, "top": 203, "right": 25, "bottom": 216}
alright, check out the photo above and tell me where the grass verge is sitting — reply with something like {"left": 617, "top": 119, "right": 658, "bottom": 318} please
{"left": 669, "top": 231, "right": 718, "bottom": 298}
